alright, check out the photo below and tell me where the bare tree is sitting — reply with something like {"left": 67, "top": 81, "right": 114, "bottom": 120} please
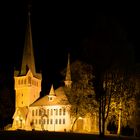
{"left": 102, "top": 67, "right": 135, "bottom": 135}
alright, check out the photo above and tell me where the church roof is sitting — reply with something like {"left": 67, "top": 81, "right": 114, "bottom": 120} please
{"left": 30, "top": 86, "right": 70, "bottom": 106}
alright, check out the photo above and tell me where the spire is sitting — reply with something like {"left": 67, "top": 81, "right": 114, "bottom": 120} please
{"left": 49, "top": 84, "right": 55, "bottom": 96}
{"left": 64, "top": 53, "right": 72, "bottom": 88}
{"left": 20, "top": 8, "right": 36, "bottom": 75}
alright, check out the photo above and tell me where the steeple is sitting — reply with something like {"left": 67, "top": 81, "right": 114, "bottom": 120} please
{"left": 20, "top": 10, "right": 36, "bottom": 76}
{"left": 64, "top": 53, "right": 72, "bottom": 88}
{"left": 49, "top": 84, "right": 55, "bottom": 96}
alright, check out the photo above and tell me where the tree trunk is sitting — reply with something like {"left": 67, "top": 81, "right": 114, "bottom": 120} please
{"left": 99, "top": 98, "right": 102, "bottom": 135}
{"left": 71, "top": 117, "right": 78, "bottom": 131}
{"left": 117, "top": 101, "right": 122, "bottom": 135}
{"left": 99, "top": 97, "right": 105, "bottom": 137}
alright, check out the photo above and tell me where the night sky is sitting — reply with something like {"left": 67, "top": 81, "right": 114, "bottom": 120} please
{"left": 0, "top": 1, "right": 139, "bottom": 95}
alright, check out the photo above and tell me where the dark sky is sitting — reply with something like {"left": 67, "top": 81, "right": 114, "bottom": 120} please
{"left": 0, "top": 1, "right": 139, "bottom": 93}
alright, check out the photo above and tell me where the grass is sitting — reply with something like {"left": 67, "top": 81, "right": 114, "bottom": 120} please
{"left": 0, "top": 130, "right": 139, "bottom": 140}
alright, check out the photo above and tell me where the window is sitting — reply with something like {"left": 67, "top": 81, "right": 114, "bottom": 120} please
{"left": 59, "top": 109, "right": 62, "bottom": 115}
{"left": 22, "top": 101, "right": 23, "bottom": 104}
{"left": 39, "top": 109, "right": 41, "bottom": 116}
{"left": 28, "top": 76, "right": 31, "bottom": 84}
{"left": 32, "top": 110, "right": 34, "bottom": 116}
{"left": 63, "top": 108, "right": 66, "bottom": 115}
{"left": 47, "top": 109, "right": 49, "bottom": 115}
{"left": 18, "top": 80, "right": 20, "bottom": 85}
{"left": 21, "top": 79, "right": 23, "bottom": 84}
{"left": 63, "top": 119, "right": 65, "bottom": 124}
{"left": 39, "top": 119, "right": 41, "bottom": 124}
{"left": 47, "top": 119, "right": 49, "bottom": 124}
{"left": 59, "top": 119, "right": 61, "bottom": 124}
{"left": 51, "top": 109, "right": 53, "bottom": 115}
{"left": 36, "top": 109, "right": 38, "bottom": 116}
{"left": 50, "top": 97, "right": 52, "bottom": 100}
{"left": 55, "top": 109, "right": 58, "bottom": 115}
{"left": 36, "top": 119, "right": 37, "bottom": 124}
{"left": 24, "top": 79, "right": 26, "bottom": 84}
{"left": 44, "top": 110, "right": 46, "bottom": 115}
{"left": 50, "top": 119, "right": 53, "bottom": 124}
{"left": 43, "top": 119, "right": 45, "bottom": 124}
{"left": 55, "top": 119, "right": 58, "bottom": 124}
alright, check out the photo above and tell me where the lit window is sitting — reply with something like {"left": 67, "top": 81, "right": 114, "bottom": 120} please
{"left": 59, "top": 109, "right": 62, "bottom": 115}
{"left": 59, "top": 119, "right": 61, "bottom": 124}
{"left": 63, "top": 108, "right": 66, "bottom": 115}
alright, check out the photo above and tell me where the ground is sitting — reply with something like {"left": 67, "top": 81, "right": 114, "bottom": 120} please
{"left": 0, "top": 131, "right": 139, "bottom": 140}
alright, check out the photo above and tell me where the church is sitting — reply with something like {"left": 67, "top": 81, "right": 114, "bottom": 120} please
{"left": 11, "top": 12, "right": 98, "bottom": 132}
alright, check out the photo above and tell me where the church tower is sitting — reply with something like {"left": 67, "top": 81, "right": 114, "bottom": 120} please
{"left": 64, "top": 53, "right": 72, "bottom": 88}
{"left": 14, "top": 11, "right": 42, "bottom": 108}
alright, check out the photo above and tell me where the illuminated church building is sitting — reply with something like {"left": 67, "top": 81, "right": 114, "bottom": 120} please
{"left": 11, "top": 12, "right": 98, "bottom": 132}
